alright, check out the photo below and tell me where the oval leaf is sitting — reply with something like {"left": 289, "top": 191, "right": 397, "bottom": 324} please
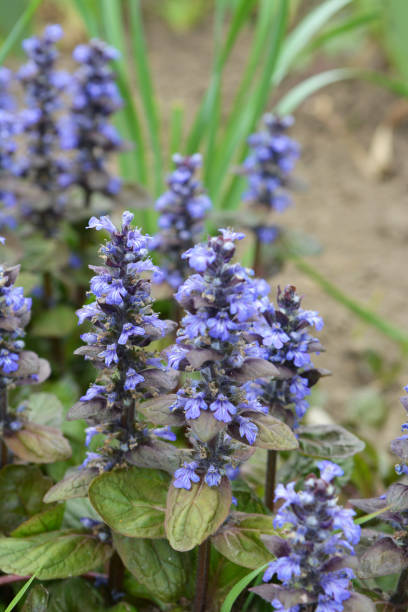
{"left": 11, "top": 503, "right": 65, "bottom": 537}
{"left": 137, "top": 395, "right": 183, "bottom": 426}
{"left": 165, "top": 477, "right": 232, "bottom": 551}
{"left": 298, "top": 424, "right": 365, "bottom": 459}
{"left": 5, "top": 422, "right": 72, "bottom": 463}
{"left": 236, "top": 413, "right": 298, "bottom": 450}
{"left": 0, "top": 465, "right": 53, "bottom": 533}
{"left": 44, "top": 468, "right": 98, "bottom": 503}
{"left": 114, "top": 533, "right": 187, "bottom": 603}
{"left": 89, "top": 467, "right": 170, "bottom": 538}
{"left": 0, "top": 530, "right": 112, "bottom": 579}
{"left": 212, "top": 528, "right": 272, "bottom": 569}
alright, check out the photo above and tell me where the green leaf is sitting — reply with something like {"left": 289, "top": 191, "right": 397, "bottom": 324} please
{"left": 272, "top": 0, "right": 352, "bottom": 85}
{"left": 0, "top": 530, "right": 112, "bottom": 579}
{"left": 220, "top": 563, "right": 269, "bottom": 612}
{"left": 44, "top": 468, "right": 98, "bottom": 503}
{"left": 248, "top": 413, "right": 298, "bottom": 451}
{"left": 45, "top": 577, "right": 104, "bottom": 611}
{"left": 62, "top": 497, "right": 102, "bottom": 530}
{"left": 165, "top": 477, "right": 232, "bottom": 551}
{"left": 0, "top": 465, "right": 53, "bottom": 534}
{"left": 212, "top": 513, "right": 276, "bottom": 569}
{"left": 5, "top": 422, "right": 72, "bottom": 464}
{"left": 21, "top": 584, "right": 49, "bottom": 612}
{"left": 89, "top": 467, "right": 170, "bottom": 538}
{"left": 298, "top": 424, "right": 365, "bottom": 459}
{"left": 5, "top": 572, "right": 40, "bottom": 612}
{"left": 0, "top": 0, "right": 43, "bottom": 65}
{"left": 31, "top": 306, "right": 77, "bottom": 338}
{"left": 114, "top": 533, "right": 187, "bottom": 603}
{"left": 25, "top": 393, "right": 64, "bottom": 428}
{"left": 11, "top": 503, "right": 65, "bottom": 537}
{"left": 275, "top": 68, "right": 357, "bottom": 114}
{"left": 231, "top": 480, "right": 266, "bottom": 514}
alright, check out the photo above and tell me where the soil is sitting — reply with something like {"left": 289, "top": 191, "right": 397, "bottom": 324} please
{"left": 143, "top": 15, "right": 408, "bottom": 457}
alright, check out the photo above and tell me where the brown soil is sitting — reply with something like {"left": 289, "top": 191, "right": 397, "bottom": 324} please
{"left": 143, "top": 16, "right": 408, "bottom": 453}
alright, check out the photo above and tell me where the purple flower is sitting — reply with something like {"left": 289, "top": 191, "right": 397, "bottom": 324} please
{"left": 87, "top": 215, "right": 117, "bottom": 234}
{"left": 124, "top": 368, "right": 144, "bottom": 390}
{"left": 173, "top": 461, "right": 200, "bottom": 490}
{"left": 210, "top": 395, "right": 236, "bottom": 423}
{"left": 205, "top": 464, "right": 222, "bottom": 487}
{"left": 153, "top": 426, "right": 176, "bottom": 442}
{"left": 99, "top": 343, "right": 118, "bottom": 367}
{"left": 118, "top": 323, "right": 145, "bottom": 345}
{"left": 262, "top": 464, "right": 359, "bottom": 612}
{"left": 237, "top": 416, "right": 258, "bottom": 445}
{"left": 184, "top": 394, "right": 208, "bottom": 420}
{"left": 0, "top": 349, "right": 19, "bottom": 373}
{"left": 182, "top": 245, "right": 216, "bottom": 272}
{"left": 317, "top": 460, "right": 344, "bottom": 483}
{"left": 80, "top": 384, "right": 106, "bottom": 402}
{"left": 85, "top": 426, "right": 100, "bottom": 447}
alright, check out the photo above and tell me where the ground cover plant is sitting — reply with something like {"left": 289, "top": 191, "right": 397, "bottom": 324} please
{"left": 1, "top": 1, "right": 408, "bottom": 611}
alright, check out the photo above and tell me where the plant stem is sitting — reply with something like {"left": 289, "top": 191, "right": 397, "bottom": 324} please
{"left": 0, "top": 384, "right": 8, "bottom": 467}
{"left": 390, "top": 567, "right": 408, "bottom": 609}
{"left": 194, "top": 538, "right": 211, "bottom": 612}
{"left": 265, "top": 449, "right": 277, "bottom": 511}
{"left": 253, "top": 235, "right": 263, "bottom": 277}
{"left": 108, "top": 552, "right": 124, "bottom": 602}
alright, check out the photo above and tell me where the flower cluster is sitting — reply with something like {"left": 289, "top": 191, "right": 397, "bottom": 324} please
{"left": 153, "top": 153, "right": 212, "bottom": 289}
{"left": 0, "top": 67, "right": 14, "bottom": 111}
{"left": 61, "top": 38, "right": 123, "bottom": 201}
{"left": 0, "top": 262, "right": 32, "bottom": 380}
{"left": 167, "top": 230, "right": 289, "bottom": 488}
{"left": 0, "top": 109, "right": 18, "bottom": 229}
{"left": 17, "top": 24, "right": 70, "bottom": 234}
{"left": 257, "top": 461, "right": 359, "bottom": 612}
{"left": 249, "top": 285, "right": 324, "bottom": 427}
{"left": 241, "top": 114, "right": 299, "bottom": 244}
{"left": 74, "top": 211, "right": 176, "bottom": 469}
{"left": 392, "top": 385, "right": 408, "bottom": 477}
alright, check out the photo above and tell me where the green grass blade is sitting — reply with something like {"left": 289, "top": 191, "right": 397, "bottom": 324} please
{"left": 355, "top": 506, "right": 392, "bottom": 525}
{"left": 5, "top": 572, "right": 39, "bottom": 612}
{"left": 308, "top": 10, "right": 379, "bottom": 51}
{"left": 272, "top": 0, "right": 352, "bottom": 86}
{"left": 169, "top": 102, "right": 184, "bottom": 162}
{"left": 361, "top": 70, "right": 408, "bottom": 98}
{"left": 129, "top": 0, "right": 163, "bottom": 197}
{"left": 291, "top": 255, "right": 408, "bottom": 350}
{"left": 186, "top": 0, "right": 258, "bottom": 154}
{"left": 100, "top": 0, "right": 147, "bottom": 185}
{"left": 276, "top": 68, "right": 358, "bottom": 115}
{"left": 204, "top": 0, "right": 276, "bottom": 186}
{"left": 221, "top": 563, "right": 269, "bottom": 612}
{"left": 209, "top": 0, "right": 288, "bottom": 205}
{"left": 71, "top": 0, "right": 99, "bottom": 37}
{"left": 0, "top": 0, "right": 43, "bottom": 65}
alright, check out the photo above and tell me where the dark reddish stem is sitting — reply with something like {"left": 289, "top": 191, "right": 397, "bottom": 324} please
{"left": 108, "top": 552, "right": 124, "bottom": 601}
{"left": 253, "top": 235, "right": 263, "bottom": 277}
{"left": 194, "top": 539, "right": 211, "bottom": 612}
{"left": 265, "top": 449, "right": 277, "bottom": 511}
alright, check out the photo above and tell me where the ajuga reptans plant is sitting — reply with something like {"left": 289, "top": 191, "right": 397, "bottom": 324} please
{"left": 153, "top": 153, "right": 212, "bottom": 290}
{"left": 69, "top": 211, "right": 177, "bottom": 473}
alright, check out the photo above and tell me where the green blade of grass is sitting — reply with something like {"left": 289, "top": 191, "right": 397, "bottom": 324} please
{"left": 276, "top": 67, "right": 358, "bottom": 114}
{"left": 355, "top": 506, "right": 392, "bottom": 525}
{"left": 186, "top": 0, "right": 258, "bottom": 154}
{"left": 221, "top": 563, "right": 269, "bottom": 612}
{"left": 272, "top": 0, "right": 352, "bottom": 86}
{"left": 99, "top": 0, "right": 147, "bottom": 185}
{"left": 204, "top": 0, "right": 276, "bottom": 186}
{"left": 5, "top": 572, "right": 39, "bottom": 612}
{"left": 169, "top": 102, "right": 184, "bottom": 163}
{"left": 209, "top": 0, "right": 288, "bottom": 205}
{"left": 308, "top": 10, "right": 379, "bottom": 52}
{"left": 71, "top": 0, "right": 99, "bottom": 37}
{"left": 291, "top": 255, "right": 408, "bottom": 351}
{"left": 0, "top": 0, "right": 43, "bottom": 65}
{"left": 129, "top": 0, "right": 163, "bottom": 197}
